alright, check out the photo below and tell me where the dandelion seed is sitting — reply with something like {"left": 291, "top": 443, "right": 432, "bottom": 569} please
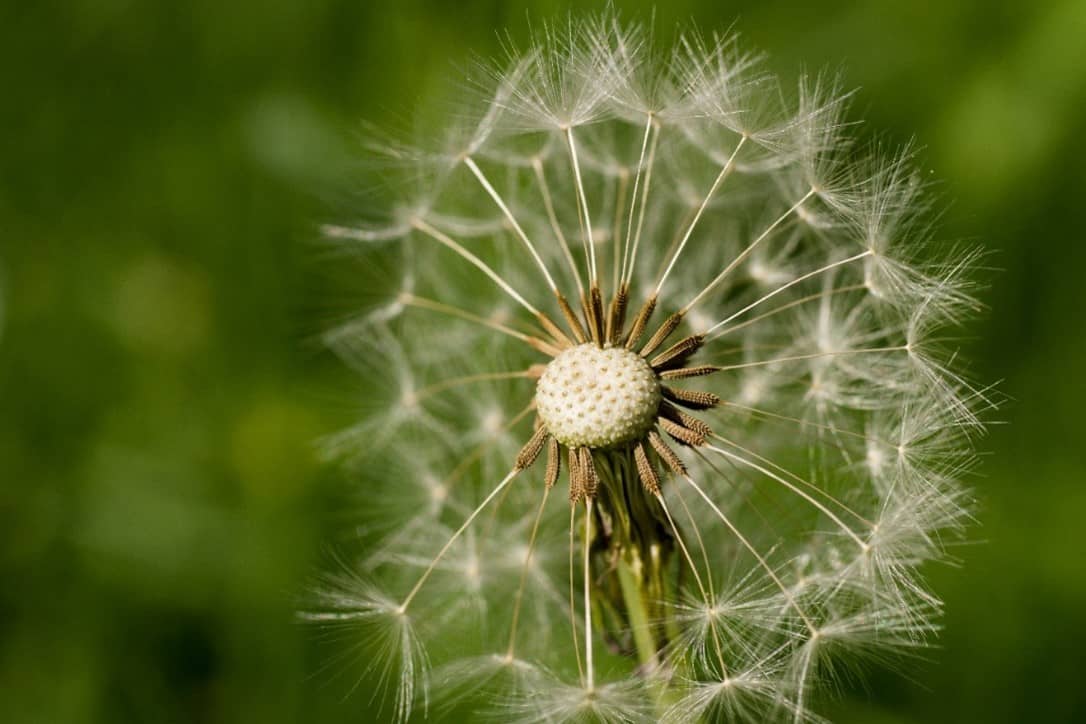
{"left": 306, "top": 10, "right": 990, "bottom": 723}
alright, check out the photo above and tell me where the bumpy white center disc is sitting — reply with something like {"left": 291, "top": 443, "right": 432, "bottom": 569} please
{"left": 536, "top": 343, "right": 660, "bottom": 449}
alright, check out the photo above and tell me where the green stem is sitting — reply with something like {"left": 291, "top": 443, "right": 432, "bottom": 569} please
{"left": 659, "top": 560, "right": 683, "bottom": 647}
{"left": 616, "top": 554, "right": 657, "bottom": 672}
{"left": 616, "top": 551, "right": 681, "bottom": 720}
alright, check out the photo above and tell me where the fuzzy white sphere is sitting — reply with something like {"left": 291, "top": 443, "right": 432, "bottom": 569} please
{"left": 312, "top": 12, "right": 990, "bottom": 723}
{"left": 536, "top": 343, "right": 660, "bottom": 448}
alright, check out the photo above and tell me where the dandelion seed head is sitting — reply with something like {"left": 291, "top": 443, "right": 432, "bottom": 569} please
{"left": 305, "top": 9, "right": 991, "bottom": 723}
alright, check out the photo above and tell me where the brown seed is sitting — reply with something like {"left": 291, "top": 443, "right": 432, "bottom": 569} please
{"left": 568, "top": 446, "right": 584, "bottom": 503}
{"left": 648, "top": 430, "right": 687, "bottom": 476}
{"left": 624, "top": 295, "right": 657, "bottom": 350}
{"left": 641, "top": 311, "right": 685, "bottom": 357}
{"left": 634, "top": 442, "right": 661, "bottom": 495}
{"left": 555, "top": 291, "right": 588, "bottom": 344}
{"left": 536, "top": 310, "right": 573, "bottom": 349}
{"left": 662, "top": 386, "right": 721, "bottom": 410}
{"left": 660, "top": 401, "right": 712, "bottom": 437}
{"left": 650, "top": 334, "right": 705, "bottom": 371}
{"left": 589, "top": 285, "right": 605, "bottom": 345}
{"left": 515, "top": 426, "right": 549, "bottom": 470}
{"left": 579, "top": 446, "right": 599, "bottom": 498}
{"left": 659, "top": 417, "right": 706, "bottom": 447}
{"left": 606, "top": 283, "right": 629, "bottom": 344}
{"left": 544, "top": 436, "right": 560, "bottom": 489}
{"left": 660, "top": 365, "right": 722, "bottom": 380}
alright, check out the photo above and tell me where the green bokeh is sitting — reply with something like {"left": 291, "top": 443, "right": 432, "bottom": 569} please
{"left": 2, "top": 1, "right": 1083, "bottom": 722}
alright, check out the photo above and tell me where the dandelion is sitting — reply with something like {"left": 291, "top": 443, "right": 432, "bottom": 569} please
{"left": 304, "top": 12, "right": 989, "bottom": 723}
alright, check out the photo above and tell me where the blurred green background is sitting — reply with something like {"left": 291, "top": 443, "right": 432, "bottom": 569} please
{"left": 2, "top": 1, "right": 1084, "bottom": 722}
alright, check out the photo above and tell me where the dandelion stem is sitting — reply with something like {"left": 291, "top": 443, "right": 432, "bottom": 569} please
{"left": 656, "top": 493, "right": 729, "bottom": 676}
{"left": 624, "top": 120, "right": 661, "bottom": 286}
{"left": 615, "top": 552, "right": 658, "bottom": 673}
{"left": 710, "top": 284, "right": 867, "bottom": 340}
{"left": 398, "top": 293, "right": 558, "bottom": 355}
{"left": 583, "top": 498, "right": 596, "bottom": 692}
{"left": 682, "top": 188, "right": 817, "bottom": 313}
{"left": 409, "top": 369, "right": 538, "bottom": 406}
{"left": 674, "top": 484, "right": 716, "bottom": 598}
{"left": 612, "top": 168, "right": 629, "bottom": 298}
{"left": 705, "top": 442, "right": 868, "bottom": 546}
{"left": 410, "top": 219, "right": 542, "bottom": 316}
{"left": 794, "top": 646, "right": 815, "bottom": 724}
{"left": 716, "top": 398, "right": 885, "bottom": 447}
{"left": 320, "top": 222, "right": 410, "bottom": 242}
{"left": 681, "top": 474, "right": 817, "bottom": 633}
{"left": 441, "top": 401, "right": 534, "bottom": 497}
{"left": 704, "top": 250, "right": 874, "bottom": 335}
{"left": 462, "top": 156, "right": 560, "bottom": 293}
{"left": 708, "top": 434, "right": 875, "bottom": 527}
{"left": 506, "top": 485, "right": 553, "bottom": 658}
{"left": 568, "top": 504, "right": 584, "bottom": 685}
{"left": 532, "top": 157, "right": 585, "bottom": 296}
{"left": 399, "top": 468, "right": 519, "bottom": 612}
{"left": 655, "top": 494, "right": 709, "bottom": 601}
{"left": 711, "top": 345, "right": 907, "bottom": 371}
{"left": 564, "top": 127, "right": 598, "bottom": 285}
{"left": 655, "top": 135, "right": 747, "bottom": 296}
{"left": 621, "top": 113, "right": 654, "bottom": 284}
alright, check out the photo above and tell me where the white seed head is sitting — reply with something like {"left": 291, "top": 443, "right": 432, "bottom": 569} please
{"left": 536, "top": 343, "right": 660, "bottom": 448}
{"left": 310, "top": 11, "right": 992, "bottom": 724}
